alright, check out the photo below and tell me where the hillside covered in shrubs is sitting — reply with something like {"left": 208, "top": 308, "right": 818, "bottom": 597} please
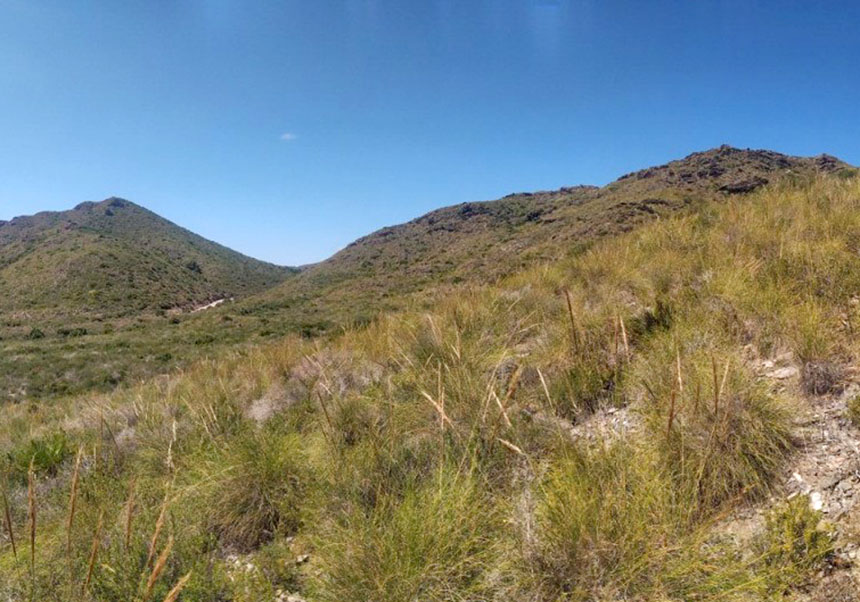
{"left": 3, "top": 171, "right": 860, "bottom": 600}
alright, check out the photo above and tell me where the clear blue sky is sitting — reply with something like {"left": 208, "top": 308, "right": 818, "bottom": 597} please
{"left": 2, "top": 1, "right": 859, "bottom": 265}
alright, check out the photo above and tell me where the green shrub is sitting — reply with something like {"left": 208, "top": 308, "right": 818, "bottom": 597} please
{"left": 551, "top": 359, "right": 615, "bottom": 418}
{"left": 194, "top": 333, "right": 216, "bottom": 345}
{"left": 534, "top": 442, "right": 676, "bottom": 597}
{"left": 56, "top": 327, "right": 88, "bottom": 337}
{"left": 847, "top": 394, "right": 860, "bottom": 427}
{"left": 760, "top": 495, "right": 834, "bottom": 594}
{"left": 206, "top": 429, "right": 312, "bottom": 551}
{"left": 638, "top": 343, "right": 794, "bottom": 515}
{"left": 662, "top": 377, "right": 792, "bottom": 514}
{"left": 311, "top": 468, "right": 501, "bottom": 601}
{"left": 6, "top": 430, "right": 72, "bottom": 481}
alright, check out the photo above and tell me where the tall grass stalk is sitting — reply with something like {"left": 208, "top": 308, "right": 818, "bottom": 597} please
{"left": 142, "top": 534, "right": 174, "bottom": 601}
{"left": 161, "top": 572, "right": 191, "bottom": 602}
{"left": 82, "top": 511, "right": 104, "bottom": 596}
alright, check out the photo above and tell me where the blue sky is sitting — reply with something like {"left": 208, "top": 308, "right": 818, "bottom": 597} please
{"left": 2, "top": 1, "right": 859, "bottom": 265}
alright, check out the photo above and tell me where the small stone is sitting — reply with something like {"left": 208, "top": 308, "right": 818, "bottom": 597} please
{"left": 822, "top": 476, "right": 841, "bottom": 490}
{"left": 768, "top": 366, "right": 798, "bottom": 379}
{"left": 810, "top": 491, "right": 824, "bottom": 511}
{"left": 295, "top": 554, "right": 310, "bottom": 564}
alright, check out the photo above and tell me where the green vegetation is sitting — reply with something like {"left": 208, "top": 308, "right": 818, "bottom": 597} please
{"left": 0, "top": 197, "right": 293, "bottom": 320}
{"left": 760, "top": 495, "right": 834, "bottom": 595}
{"left": 0, "top": 198, "right": 296, "bottom": 400}
{"left": 1, "top": 170, "right": 856, "bottom": 599}
{"left": 311, "top": 468, "right": 502, "bottom": 601}
{"left": 6, "top": 430, "right": 70, "bottom": 482}
{"left": 204, "top": 428, "right": 312, "bottom": 551}
{"left": 1, "top": 147, "right": 845, "bottom": 401}
{"left": 847, "top": 394, "right": 860, "bottom": 427}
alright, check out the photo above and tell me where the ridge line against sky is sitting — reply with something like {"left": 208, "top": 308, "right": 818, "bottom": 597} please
{"left": 2, "top": 1, "right": 859, "bottom": 265}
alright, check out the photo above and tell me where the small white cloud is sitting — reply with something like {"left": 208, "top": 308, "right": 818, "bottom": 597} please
{"left": 280, "top": 132, "right": 297, "bottom": 141}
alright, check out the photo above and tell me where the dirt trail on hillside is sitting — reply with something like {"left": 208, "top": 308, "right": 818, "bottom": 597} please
{"left": 191, "top": 297, "right": 231, "bottom": 313}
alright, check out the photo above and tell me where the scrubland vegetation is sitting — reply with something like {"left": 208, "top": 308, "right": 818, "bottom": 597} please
{"left": 3, "top": 148, "right": 841, "bottom": 403}
{"left": 2, "top": 173, "right": 858, "bottom": 599}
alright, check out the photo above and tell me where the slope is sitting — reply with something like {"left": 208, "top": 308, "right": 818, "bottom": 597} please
{"left": 1, "top": 147, "right": 852, "bottom": 401}
{"left": 0, "top": 197, "right": 294, "bottom": 324}
{"left": 239, "top": 145, "right": 851, "bottom": 328}
{"left": 3, "top": 171, "right": 860, "bottom": 599}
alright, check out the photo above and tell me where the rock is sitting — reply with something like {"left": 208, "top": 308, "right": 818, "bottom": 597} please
{"left": 806, "top": 570, "right": 860, "bottom": 601}
{"left": 295, "top": 554, "right": 310, "bottom": 564}
{"left": 816, "top": 154, "right": 845, "bottom": 172}
{"left": 810, "top": 491, "right": 824, "bottom": 511}
{"left": 769, "top": 366, "right": 799, "bottom": 379}
{"left": 718, "top": 176, "right": 768, "bottom": 194}
{"left": 823, "top": 476, "right": 842, "bottom": 490}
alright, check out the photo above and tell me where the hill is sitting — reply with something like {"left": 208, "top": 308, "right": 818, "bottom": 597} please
{"left": 3, "top": 170, "right": 860, "bottom": 600}
{"left": 0, "top": 197, "right": 294, "bottom": 325}
{"left": 238, "top": 145, "right": 851, "bottom": 327}
{"left": 1, "top": 147, "right": 852, "bottom": 400}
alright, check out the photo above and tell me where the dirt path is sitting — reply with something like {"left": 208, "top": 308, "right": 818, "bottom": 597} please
{"left": 191, "top": 297, "right": 231, "bottom": 313}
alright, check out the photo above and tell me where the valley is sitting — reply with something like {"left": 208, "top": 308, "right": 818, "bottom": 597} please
{"left": 2, "top": 148, "right": 860, "bottom": 600}
{"left": 1, "top": 146, "right": 848, "bottom": 401}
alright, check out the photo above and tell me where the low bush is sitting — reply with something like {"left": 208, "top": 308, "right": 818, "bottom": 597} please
{"left": 534, "top": 441, "right": 677, "bottom": 597}
{"left": 205, "top": 428, "right": 313, "bottom": 551}
{"left": 847, "top": 394, "right": 860, "bottom": 427}
{"left": 5, "top": 430, "right": 71, "bottom": 481}
{"left": 759, "top": 495, "right": 834, "bottom": 594}
{"left": 310, "top": 467, "right": 502, "bottom": 601}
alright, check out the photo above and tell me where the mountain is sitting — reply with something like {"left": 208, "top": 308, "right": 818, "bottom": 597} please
{"left": 0, "top": 197, "right": 295, "bottom": 324}
{"left": 5, "top": 154, "right": 860, "bottom": 600}
{"left": 238, "top": 146, "right": 852, "bottom": 327}
{"left": 1, "top": 147, "right": 851, "bottom": 401}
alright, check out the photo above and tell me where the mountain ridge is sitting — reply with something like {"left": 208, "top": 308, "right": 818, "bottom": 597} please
{"left": 236, "top": 145, "right": 852, "bottom": 326}
{"left": 0, "top": 146, "right": 853, "bottom": 400}
{"left": 5, "top": 158, "right": 860, "bottom": 599}
{"left": 0, "top": 196, "right": 295, "bottom": 322}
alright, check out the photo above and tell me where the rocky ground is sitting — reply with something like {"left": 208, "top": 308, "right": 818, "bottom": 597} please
{"left": 229, "top": 348, "right": 860, "bottom": 601}
{"left": 722, "top": 354, "right": 860, "bottom": 600}
{"left": 548, "top": 350, "right": 860, "bottom": 599}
